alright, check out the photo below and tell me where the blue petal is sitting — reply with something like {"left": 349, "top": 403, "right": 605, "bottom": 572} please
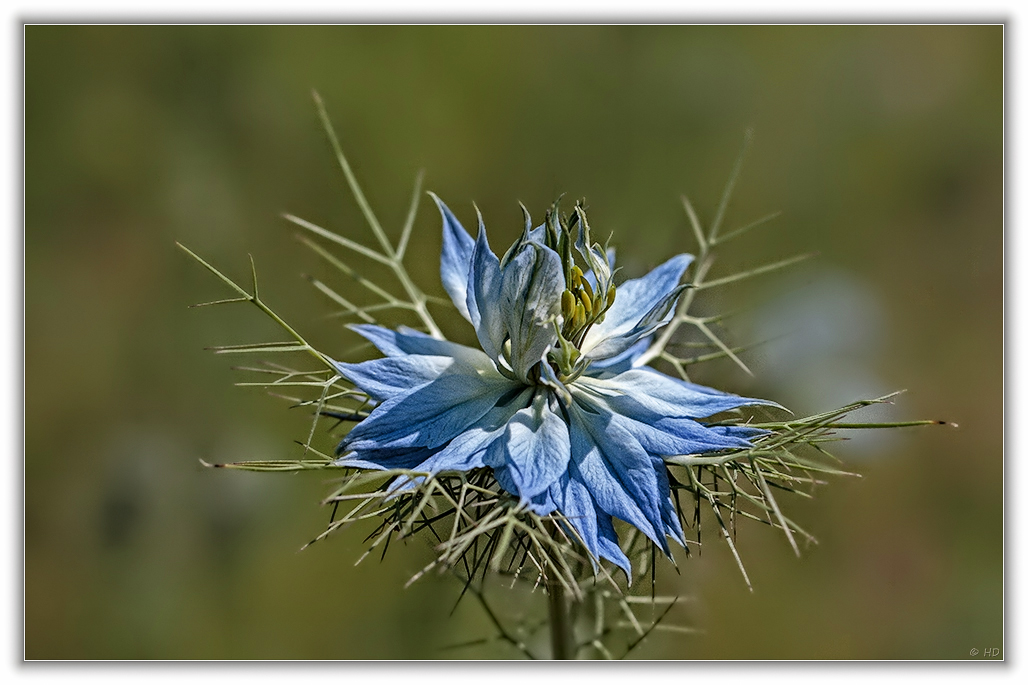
{"left": 499, "top": 243, "right": 564, "bottom": 381}
{"left": 499, "top": 216, "right": 546, "bottom": 268}
{"left": 645, "top": 415, "right": 755, "bottom": 453}
{"left": 582, "top": 247, "right": 617, "bottom": 290}
{"left": 583, "top": 337, "right": 650, "bottom": 378}
{"left": 430, "top": 193, "right": 475, "bottom": 322}
{"left": 382, "top": 387, "right": 534, "bottom": 492}
{"left": 576, "top": 367, "right": 780, "bottom": 420}
{"left": 527, "top": 224, "right": 547, "bottom": 244}
{"left": 583, "top": 284, "right": 687, "bottom": 361}
{"left": 575, "top": 225, "right": 615, "bottom": 293}
{"left": 340, "top": 371, "right": 515, "bottom": 452}
{"left": 567, "top": 402, "right": 671, "bottom": 555}
{"left": 348, "top": 324, "right": 494, "bottom": 368}
{"left": 594, "top": 506, "right": 632, "bottom": 577}
{"left": 466, "top": 225, "right": 506, "bottom": 364}
{"left": 527, "top": 488, "right": 558, "bottom": 515}
{"left": 549, "top": 469, "right": 599, "bottom": 563}
{"left": 548, "top": 463, "right": 632, "bottom": 577}
{"left": 707, "top": 424, "right": 771, "bottom": 440}
{"left": 334, "top": 445, "right": 438, "bottom": 470}
{"left": 408, "top": 387, "right": 534, "bottom": 474}
{"left": 334, "top": 355, "right": 460, "bottom": 402}
{"left": 569, "top": 395, "right": 690, "bottom": 553}
{"left": 484, "top": 392, "right": 570, "bottom": 500}
{"left": 649, "top": 455, "right": 685, "bottom": 547}
{"left": 537, "top": 359, "right": 572, "bottom": 399}
{"left": 581, "top": 254, "right": 692, "bottom": 355}
{"left": 572, "top": 387, "right": 756, "bottom": 457}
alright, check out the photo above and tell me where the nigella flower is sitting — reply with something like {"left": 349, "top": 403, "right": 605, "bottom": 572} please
{"left": 332, "top": 195, "right": 774, "bottom": 575}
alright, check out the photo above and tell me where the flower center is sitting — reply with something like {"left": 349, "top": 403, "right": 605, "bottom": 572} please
{"left": 538, "top": 201, "right": 618, "bottom": 382}
{"left": 560, "top": 264, "right": 615, "bottom": 348}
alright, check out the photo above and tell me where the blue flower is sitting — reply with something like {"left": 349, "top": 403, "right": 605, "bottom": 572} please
{"left": 332, "top": 195, "right": 773, "bottom": 575}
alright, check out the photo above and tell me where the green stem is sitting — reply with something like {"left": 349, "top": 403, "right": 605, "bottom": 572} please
{"left": 547, "top": 576, "right": 573, "bottom": 660}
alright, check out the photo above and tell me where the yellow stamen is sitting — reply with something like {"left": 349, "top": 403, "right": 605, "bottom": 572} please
{"left": 580, "top": 277, "right": 594, "bottom": 303}
{"left": 573, "top": 302, "right": 586, "bottom": 330}
{"left": 561, "top": 290, "right": 576, "bottom": 320}
{"left": 578, "top": 288, "right": 592, "bottom": 314}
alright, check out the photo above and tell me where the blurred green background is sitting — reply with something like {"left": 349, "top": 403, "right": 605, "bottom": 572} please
{"left": 25, "top": 25, "right": 1002, "bottom": 659}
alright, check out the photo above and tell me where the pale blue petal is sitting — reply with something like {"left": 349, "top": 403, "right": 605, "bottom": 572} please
{"left": 574, "top": 226, "right": 614, "bottom": 292}
{"left": 650, "top": 455, "right": 685, "bottom": 547}
{"left": 548, "top": 463, "right": 632, "bottom": 576}
{"left": 528, "top": 488, "right": 557, "bottom": 515}
{"left": 431, "top": 194, "right": 475, "bottom": 321}
{"left": 572, "top": 387, "right": 756, "bottom": 457}
{"left": 493, "top": 464, "right": 565, "bottom": 517}
{"left": 576, "top": 368, "right": 781, "bottom": 420}
{"left": 570, "top": 394, "right": 688, "bottom": 552}
{"left": 582, "top": 247, "right": 617, "bottom": 290}
{"left": 549, "top": 469, "right": 600, "bottom": 563}
{"left": 537, "top": 359, "right": 572, "bottom": 398}
{"left": 348, "top": 323, "right": 494, "bottom": 368}
{"left": 483, "top": 392, "right": 571, "bottom": 500}
{"left": 409, "top": 387, "right": 534, "bottom": 475}
{"left": 380, "top": 388, "right": 533, "bottom": 492}
{"left": 568, "top": 403, "right": 670, "bottom": 554}
{"left": 601, "top": 253, "right": 692, "bottom": 334}
{"left": 583, "top": 284, "right": 687, "bottom": 361}
{"left": 334, "top": 445, "right": 438, "bottom": 470}
{"left": 466, "top": 226, "right": 506, "bottom": 363}
{"left": 645, "top": 415, "right": 755, "bottom": 453}
{"left": 594, "top": 506, "right": 632, "bottom": 577}
{"left": 707, "top": 424, "right": 771, "bottom": 441}
{"left": 490, "top": 465, "right": 519, "bottom": 503}
{"left": 333, "top": 355, "right": 459, "bottom": 402}
{"left": 500, "top": 243, "right": 564, "bottom": 381}
{"left": 581, "top": 254, "right": 692, "bottom": 355}
{"left": 499, "top": 217, "right": 546, "bottom": 268}
{"left": 584, "top": 337, "right": 650, "bottom": 378}
{"left": 526, "top": 224, "right": 547, "bottom": 244}
{"left": 341, "top": 372, "right": 516, "bottom": 452}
